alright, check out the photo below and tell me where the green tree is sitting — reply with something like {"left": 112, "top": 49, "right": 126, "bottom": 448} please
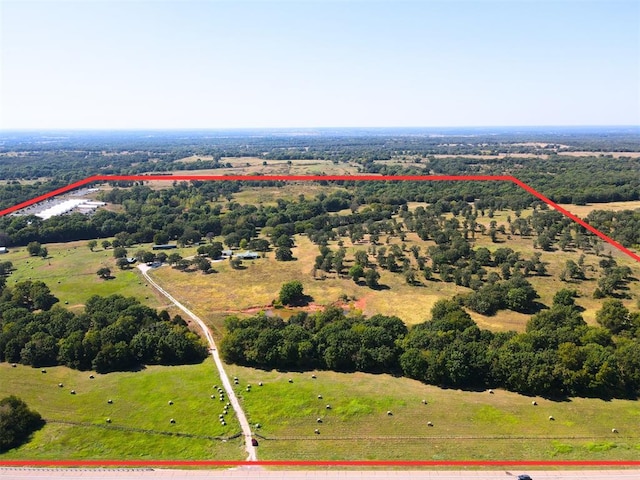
{"left": 101, "top": 240, "right": 111, "bottom": 250}
{"left": 279, "top": 280, "right": 304, "bottom": 305}
{"left": 349, "top": 264, "right": 364, "bottom": 283}
{"left": 275, "top": 246, "right": 294, "bottom": 261}
{"left": 87, "top": 240, "right": 97, "bottom": 251}
{"left": 596, "top": 299, "right": 635, "bottom": 335}
{"left": 364, "top": 268, "right": 380, "bottom": 288}
{"left": 11, "top": 280, "right": 58, "bottom": 311}
{"left": 167, "top": 252, "right": 182, "bottom": 265}
{"left": 97, "top": 267, "right": 112, "bottom": 279}
{"left": 26, "top": 242, "right": 42, "bottom": 256}
{"left": 354, "top": 250, "right": 369, "bottom": 267}
{"left": 112, "top": 246, "right": 127, "bottom": 259}
{"left": 153, "top": 232, "right": 169, "bottom": 245}
{"left": 553, "top": 288, "right": 578, "bottom": 307}
{"left": 0, "top": 396, "right": 45, "bottom": 452}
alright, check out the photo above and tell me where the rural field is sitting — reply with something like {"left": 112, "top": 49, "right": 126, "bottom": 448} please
{"left": 148, "top": 187, "right": 640, "bottom": 333}
{"left": 170, "top": 156, "right": 362, "bottom": 176}
{"left": 1, "top": 240, "right": 185, "bottom": 314}
{"left": 2, "top": 180, "right": 640, "bottom": 462}
{"left": 225, "top": 366, "right": 640, "bottom": 461}
{"left": 0, "top": 359, "right": 245, "bottom": 460}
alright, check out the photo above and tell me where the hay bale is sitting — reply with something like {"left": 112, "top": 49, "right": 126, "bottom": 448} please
{"left": 421, "top": 399, "right": 427, "bottom": 405}
{"left": 387, "top": 411, "right": 393, "bottom": 416}
{"left": 314, "top": 429, "right": 320, "bottom": 434}
{"left": 326, "top": 404, "right": 331, "bottom": 409}
{"left": 311, "top": 374, "right": 317, "bottom": 379}
{"left": 288, "top": 378, "right": 293, "bottom": 383}
{"left": 70, "top": 390, "right": 76, "bottom": 395}
{"left": 255, "top": 423, "right": 261, "bottom": 429}
{"left": 41, "top": 369, "right": 46, "bottom": 373}
{"left": 89, "top": 375, "right": 95, "bottom": 379}
{"left": 612, "top": 428, "right": 618, "bottom": 433}
{"left": 58, "top": 383, "right": 64, "bottom": 388}
{"left": 11, "top": 364, "right": 16, "bottom": 368}
{"left": 427, "top": 421, "right": 433, "bottom": 427}
{"left": 549, "top": 415, "right": 555, "bottom": 421}
{"left": 106, "top": 418, "right": 111, "bottom": 423}
{"left": 317, "top": 394, "right": 323, "bottom": 399}
{"left": 170, "top": 418, "right": 175, "bottom": 424}
{"left": 488, "top": 389, "right": 494, "bottom": 394}
{"left": 211, "top": 395, "right": 215, "bottom": 399}
{"left": 107, "top": 399, "right": 113, "bottom": 404}
{"left": 317, "top": 418, "right": 322, "bottom": 423}
{"left": 168, "top": 400, "right": 173, "bottom": 405}
{"left": 532, "top": 401, "right": 537, "bottom": 406}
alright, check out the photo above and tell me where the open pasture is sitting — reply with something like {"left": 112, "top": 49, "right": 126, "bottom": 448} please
{"left": 2, "top": 240, "right": 178, "bottom": 313}
{"left": 0, "top": 359, "right": 244, "bottom": 460}
{"left": 558, "top": 200, "right": 640, "bottom": 218}
{"left": 226, "top": 366, "right": 640, "bottom": 461}
{"left": 170, "top": 156, "right": 360, "bottom": 176}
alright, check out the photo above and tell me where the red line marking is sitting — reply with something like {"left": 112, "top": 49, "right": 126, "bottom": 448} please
{"left": 1, "top": 174, "right": 639, "bottom": 468}
{"left": 1, "top": 460, "right": 640, "bottom": 467}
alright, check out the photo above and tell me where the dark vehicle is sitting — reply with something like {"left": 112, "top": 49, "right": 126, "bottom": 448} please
{"left": 517, "top": 475, "right": 533, "bottom": 480}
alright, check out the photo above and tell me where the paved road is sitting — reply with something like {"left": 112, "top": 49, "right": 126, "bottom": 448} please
{"left": 137, "top": 264, "right": 258, "bottom": 461}
{"left": 1, "top": 468, "right": 639, "bottom": 479}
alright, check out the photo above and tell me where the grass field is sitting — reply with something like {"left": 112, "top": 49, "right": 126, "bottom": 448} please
{"left": 0, "top": 359, "right": 245, "bottom": 460}
{"left": 225, "top": 366, "right": 640, "bottom": 461}
{"left": 148, "top": 210, "right": 640, "bottom": 334}
{"left": 1, "top": 240, "right": 202, "bottom": 315}
{"left": 3, "top": 180, "right": 640, "bottom": 462}
{"left": 558, "top": 200, "right": 640, "bottom": 218}
{"left": 168, "top": 156, "right": 361, "bottom": 176}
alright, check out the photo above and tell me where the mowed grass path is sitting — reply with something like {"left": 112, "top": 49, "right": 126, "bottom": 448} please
{"left": 0, "top": 359, "right": 245, "bottom": 460}
{"left": 225, "top": 366, "right": 640, "bottom": 461}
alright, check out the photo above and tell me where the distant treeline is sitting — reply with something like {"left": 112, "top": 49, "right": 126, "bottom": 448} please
{"left": 221, "top": 298, "right": 640, "bottom": 399}
{"left": 0, "top": 131, "right": 638, "bottom": 208}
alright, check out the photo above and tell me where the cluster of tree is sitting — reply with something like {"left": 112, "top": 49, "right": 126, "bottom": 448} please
{"left": 221, "top": 296, "right": 640, "bottom": 399}
{"left": 220, "top": 307, "right": 407, "bottom": 373}
{"left": 461, "top": 275, "right": 539, "bottom": 315}
{"left": 0, "top": 260, "right": 13, "bottom": 292}
{"left": 586, "top": 209, "right": 640, "bottom": 248}
{"left": 0, "top": 283, "right": 208, "bottom": 373}
{"left": 0, "top": 396, "right": 44, "bottom": 452}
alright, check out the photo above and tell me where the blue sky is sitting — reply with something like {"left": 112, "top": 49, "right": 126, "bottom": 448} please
{"left": 1, "top": 0, "right": 639, "bottom": 129}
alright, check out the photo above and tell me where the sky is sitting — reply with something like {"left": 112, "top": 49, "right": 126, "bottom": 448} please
{"left": 1, "top": 0, "right": 639, "bottom": 130}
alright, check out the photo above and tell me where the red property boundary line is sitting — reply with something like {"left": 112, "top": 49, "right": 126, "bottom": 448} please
{"left": 1, "top": 174, "right": 638, "bottom": 264}
{"left": 1, "top": 174, "right": 640, "bottom": 469}
{"left": 1, "top": 460, "right": 640, "bottom": 468}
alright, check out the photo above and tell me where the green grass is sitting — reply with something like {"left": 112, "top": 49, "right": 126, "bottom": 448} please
{"left": 225, "top": 366, "right": 640, "bottom": 461}
{"left": 2, "top": 240, "right": 203, "bottom": 314}
{"left": 0, "top": 359, "right": 245, "bottom": 460}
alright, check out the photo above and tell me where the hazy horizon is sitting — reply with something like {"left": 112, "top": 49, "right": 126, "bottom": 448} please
{"left": 2, "top": 1, "right": 639, "bottom": 130}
